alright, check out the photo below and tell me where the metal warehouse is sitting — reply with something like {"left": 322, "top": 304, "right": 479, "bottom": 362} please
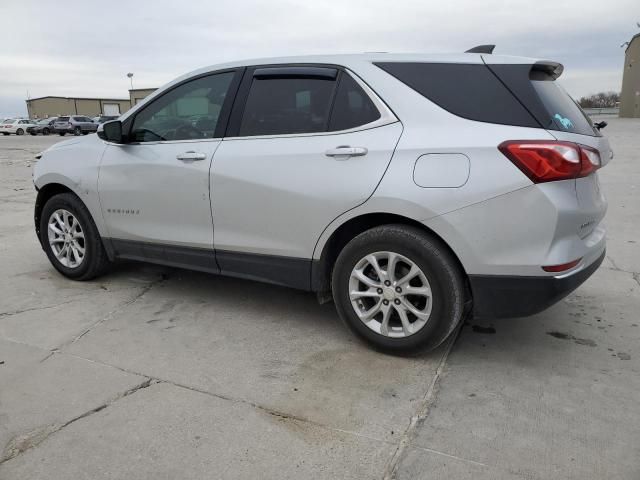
{"left": 25, "top": 96, "right": 131, "bottom": 119}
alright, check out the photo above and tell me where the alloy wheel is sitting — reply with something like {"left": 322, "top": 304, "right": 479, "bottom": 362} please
{"left": 47, "top": 209, "right": 86, "bottom": 268}
{"left": 348, "top": 251, "right": 433, "bottom": 338}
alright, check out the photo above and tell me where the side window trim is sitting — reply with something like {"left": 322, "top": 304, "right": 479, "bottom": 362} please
{"left": 225, "top": 64, "right": 398, "bottom": 140}
{"left": 123, "top": 68, "right": 244, "bottom": 144}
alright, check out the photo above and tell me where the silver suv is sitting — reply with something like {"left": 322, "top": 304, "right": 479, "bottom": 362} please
{"left": 32, "top": 49, "right": 609, "bottom": 353}
{"left": 53, "top": 115, "right": 98, "bottom": 136}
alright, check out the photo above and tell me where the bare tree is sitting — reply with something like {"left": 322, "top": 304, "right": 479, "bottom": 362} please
{"left": 579, "top": 92, "right": 620, "bottom": 108}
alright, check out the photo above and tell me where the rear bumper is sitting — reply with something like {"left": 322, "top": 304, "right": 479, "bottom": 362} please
{"left": 469, "top": 249, "right": 605, "bottom": 319}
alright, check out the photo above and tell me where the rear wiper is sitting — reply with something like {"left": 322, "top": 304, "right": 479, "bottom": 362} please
{"left": 594, "top": 121, "right": 607, "bottom": 131}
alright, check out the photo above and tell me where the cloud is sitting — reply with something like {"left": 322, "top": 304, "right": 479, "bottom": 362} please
{"left": 1, "top": 0, "right": 637, "bottom": 116}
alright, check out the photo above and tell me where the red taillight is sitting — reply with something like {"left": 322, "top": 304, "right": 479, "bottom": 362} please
{"left": 498, "top": 141, "right": 601, "bottom": 183}
{"left": 542, "top": 258, "right": 582, "bottom": 273}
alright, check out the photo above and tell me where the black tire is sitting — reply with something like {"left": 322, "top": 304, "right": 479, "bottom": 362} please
{"left": 30, "top": 131, "right": 37, "bottom": 136}
{"left": 332, "top": 225, "right": 466, "bottom": 355}
{"left": 59, "top": 132, "right": 66, "bottom": 136}
{"left": 73, "top": 127, "right": 82, "bottom": 136}
{"left": 43, "top": 128, "right": 50, "bottom": 135}
{"left": 16, "top": 128, "right": 24, "bottom": 135}
{"left": 39, "top": 193, "right": 110, "bottom": 281}
{"left": 2, "top": 132, "right": 8, "bottom": 136}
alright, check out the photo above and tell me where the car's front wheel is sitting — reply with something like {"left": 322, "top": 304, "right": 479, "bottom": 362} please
{"left": 73, "top": 127, "right": 82, "bottom": 136}
{"left": 42, "top": 128, "right": 50, "bottom": 135}
{"left": 332, "top": 225, "right": 466, "bottom": 354}
{"left": 59, "top": 132, "right": 66, "bottom": 136}
{"left": 39, "top": 193, "right": 110, "bottom": 280}
{"left": 16, "top": 128, "right": 24, "bottom": 135}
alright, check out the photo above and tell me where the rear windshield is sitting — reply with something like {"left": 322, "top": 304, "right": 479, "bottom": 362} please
{"left": 486, "top": 64, "right": 597, "bottom": 136}
{"left": 375, "top": 62, "right": 597, "bottom": 136}
{"left": 57, "top": 117, "right": 69, "bottom": 121}
{"left": 530, "top": 75, "right": 596, "bottom": 135}
{"left": 2, "top": 119, "right": 14, "bottom": 124}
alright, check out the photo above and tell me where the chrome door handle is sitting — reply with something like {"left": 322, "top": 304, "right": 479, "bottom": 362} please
{"left": 176, "top": 151, "right": 207, "bottom": 161}
{"left": 325, "top": 146, "right": 368, "bottom": 158}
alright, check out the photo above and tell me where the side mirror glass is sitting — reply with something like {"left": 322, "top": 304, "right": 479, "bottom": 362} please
{"left": 98, "top": 120, "right": 123, "bottom": 143}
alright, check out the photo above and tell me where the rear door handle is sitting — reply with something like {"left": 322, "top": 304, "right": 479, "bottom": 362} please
{"left": 176, "top": 151, "right": 207, "bottom": 161}
{"left": 325, "top": 146, "right": 368, "bottom": 158}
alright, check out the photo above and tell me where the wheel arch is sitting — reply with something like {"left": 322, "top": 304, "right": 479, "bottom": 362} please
{"left": 311, "top": 212, "right": 469, "bottom": 294}
{"left": 35, "top": 183, "right": 77, "bottom": 243}
{"left": 34, "top": 182, "right": 113, "bottom": 260}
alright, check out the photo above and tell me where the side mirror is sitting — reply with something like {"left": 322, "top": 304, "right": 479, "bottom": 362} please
{"left": 97, "top": 120, "right": 123, "bottom": 143}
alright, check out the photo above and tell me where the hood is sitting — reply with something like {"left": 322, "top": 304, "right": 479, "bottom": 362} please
{"left": 44, "top": 133, "right": 101, "bottom": 153}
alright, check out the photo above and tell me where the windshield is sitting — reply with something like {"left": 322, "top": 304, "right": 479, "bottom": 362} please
{"left": 2, "top": 119, "right": 14, "bottom": 124}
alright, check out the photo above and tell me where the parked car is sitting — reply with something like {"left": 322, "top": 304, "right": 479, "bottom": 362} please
{"left": 1, "top": 118, "right": 37, "bottom": 135}
{"left": 92, "top": 115, "right": 119, "bottom": 124}
{"left": 32, "top": 50, "right": 610, "bottom": 353}
{"left": 27, "top": 118, "right": 58, "bottom": 136}
{"left": 53, "top": 116, "right": 98, "bottom": 136}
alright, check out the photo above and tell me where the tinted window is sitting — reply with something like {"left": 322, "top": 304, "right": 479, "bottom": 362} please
{"left": 483, "top": 64, "right": 597, "bottom": 136}
{"left": 531, "top": 76, "right": 596, "bottom": 136}
{"left": 239, "top": 77, "right": 336, "bottom": 136}
{"left": 131, "top": 72, "right": 234, "bottom": 142}
{"left": 375, "top": 62, "right": 539, "bottom": 128}
{"left": 329, "top": 73, "right": 380, "bottom": 131}
{"left": 57, "top": 117, "right": 69, "bottom": 122}
{"left": 2, "top": 119, "right": 14, "bottom": 124}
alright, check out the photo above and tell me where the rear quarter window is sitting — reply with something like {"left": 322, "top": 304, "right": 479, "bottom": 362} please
{"left": 375, "top": 62, "right": 539, "bottom": 128}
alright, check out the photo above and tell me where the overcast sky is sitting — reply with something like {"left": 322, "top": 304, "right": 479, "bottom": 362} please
{"left": 1, "top": 0, "right": 638, "bottom": 117}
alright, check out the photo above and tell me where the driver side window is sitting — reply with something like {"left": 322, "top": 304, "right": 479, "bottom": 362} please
{"left": 130, "top": 71, "right": 234, "bottom": 142}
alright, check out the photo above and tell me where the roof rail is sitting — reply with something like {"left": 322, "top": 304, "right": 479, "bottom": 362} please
{"left": 465, "top": 45, "right": 495, "bottom": 54}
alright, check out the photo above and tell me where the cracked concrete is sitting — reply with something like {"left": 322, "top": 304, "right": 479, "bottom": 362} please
{"left": 1, "top": 119, "right": 639, "bottom": 479}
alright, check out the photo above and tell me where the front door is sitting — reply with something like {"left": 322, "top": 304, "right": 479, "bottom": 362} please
{"left": 98, "top": 70, "right": 238, "bottom": 264}
{"left": 210, "top": 66, "right": 402, "bottom": 287}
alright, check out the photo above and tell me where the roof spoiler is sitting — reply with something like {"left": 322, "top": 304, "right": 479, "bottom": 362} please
{"left": 531, "top": 61, "right": 564, "bottom": 80}
{"left": 465, "top": 45, "right": 495, "bottom": 54}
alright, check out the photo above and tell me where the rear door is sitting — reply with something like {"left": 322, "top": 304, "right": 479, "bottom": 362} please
{"left": 210, "top": 65, "right": 402, "bottom": 287}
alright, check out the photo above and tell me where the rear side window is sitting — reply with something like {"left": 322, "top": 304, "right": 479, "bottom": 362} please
{"left": 329, "top": 73, "right": 380, "bottom": 131}
{"left": 57, "top": 117, "right": 69, "bottom": 122}
{"left": 239, "top": 77, "right": 336, "bottom": 136}
{"left": 375, "top": 62, "right": 539, "bottom": 128}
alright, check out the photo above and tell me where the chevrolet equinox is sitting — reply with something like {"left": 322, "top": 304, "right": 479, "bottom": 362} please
{"left": 33, "top": 48, "right": 610, "bottom": 353}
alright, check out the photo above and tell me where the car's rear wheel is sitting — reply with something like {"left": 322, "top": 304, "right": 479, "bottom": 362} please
{"left": 16, "top": 128, "right": 24, "bottom": 135}
{"left": 40, "top": 193, "right": 110, "bottom": 280}
{"left": 73, "top": 127, "right": 82, "bottom": 136}
{"left": 59, "top": 132, "right": 66, "bottom": 136}
{"left": 30, "top": 131, "right": 37, "bottom": 136}
{"left": 332, "top": 225, "right": 465, "bottom": 354}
